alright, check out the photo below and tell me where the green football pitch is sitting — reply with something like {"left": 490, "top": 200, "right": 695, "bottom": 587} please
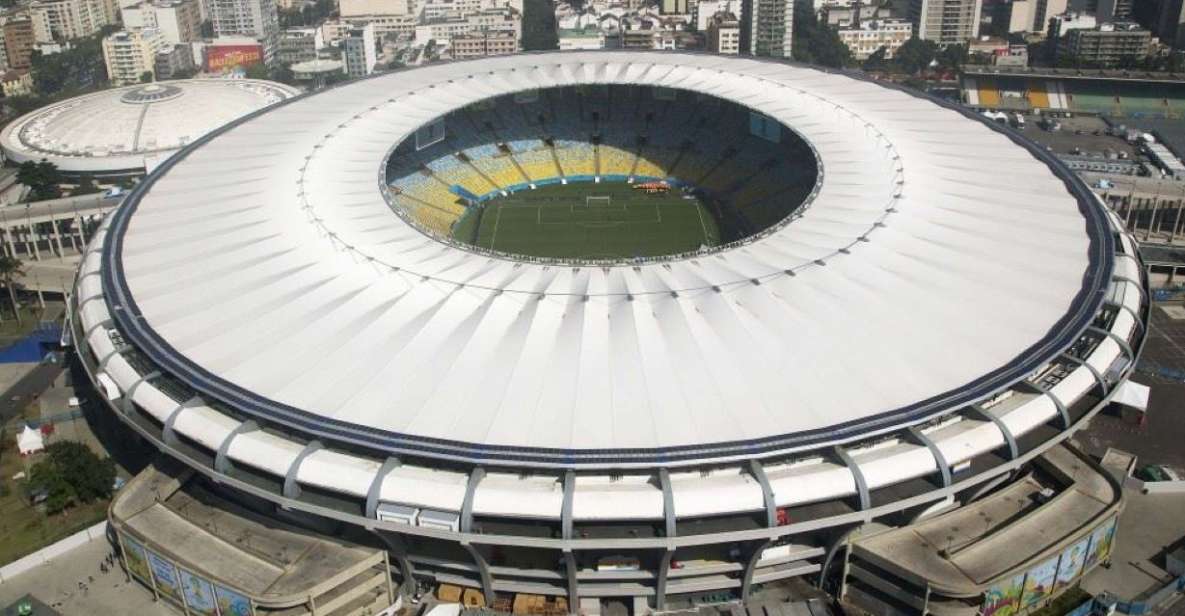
{"left": 451, "top": 182, "right": 721, "bottom": 259}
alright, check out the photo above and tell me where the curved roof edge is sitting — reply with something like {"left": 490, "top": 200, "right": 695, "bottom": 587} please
{"left": 98, "top": 52, "right": 1116, "bottom": 468}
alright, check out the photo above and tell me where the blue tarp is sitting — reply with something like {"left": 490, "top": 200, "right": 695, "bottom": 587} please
{"left": 0, "top": 323, "right": 62, "bottom": 364}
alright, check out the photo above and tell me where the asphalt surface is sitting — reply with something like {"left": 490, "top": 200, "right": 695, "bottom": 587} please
{"left": 1077, "top": 303, "right": 1185, "bottom": 474}
{"left": 0, "top": 363, "right": 64, "bottom": 427}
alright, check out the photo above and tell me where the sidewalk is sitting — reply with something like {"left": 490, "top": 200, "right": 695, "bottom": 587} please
{"left": 1081, "top": 488, "right": 1185, "bottom": 601}
{"left": 0, "top": 533, "right": 172, "bottom": 616}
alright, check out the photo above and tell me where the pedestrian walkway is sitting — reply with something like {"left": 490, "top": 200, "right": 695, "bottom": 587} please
{"left": 0, "top": 534, "right": 172, "bottom": 615}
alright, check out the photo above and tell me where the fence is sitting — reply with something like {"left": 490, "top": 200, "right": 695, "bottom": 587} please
{"left": 0, "top": 521, "right": 109, "bottom": 584}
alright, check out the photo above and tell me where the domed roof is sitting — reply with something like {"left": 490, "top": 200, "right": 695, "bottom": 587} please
{"left": 0, "top": 79, "right": 298, "bottom": 174}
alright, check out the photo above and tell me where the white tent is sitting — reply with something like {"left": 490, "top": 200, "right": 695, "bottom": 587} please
{"left": 17, "top": 424, "right": 44, "bottom": 456}
{"left": 1112, "top": 380, "right": 1150, "bottom": 412}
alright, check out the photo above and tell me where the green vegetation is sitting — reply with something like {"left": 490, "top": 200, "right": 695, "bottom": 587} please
{"left": 522, "top": 0, "right": 559, "bottom": 50}
{"left": 29, "top": 26, "right": 116, "bottom": 98}
{"left": 16, "top": 161, "right": 60, "bottom": 201}
{"left": 792, "top": 2, "right": 852, "bottom": 68}
{"left": 453, "top": 182, "right": 721, "bottom": 259}
{"left": 26, "top": 441, "right": 117, "bottom": 515}
{"left": 0, "top": 426, "right": 112, "bottom": 566}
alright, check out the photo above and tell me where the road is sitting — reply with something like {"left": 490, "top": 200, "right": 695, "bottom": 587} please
{"left": 0, "top": 363, "right": 64, "bottom": 427}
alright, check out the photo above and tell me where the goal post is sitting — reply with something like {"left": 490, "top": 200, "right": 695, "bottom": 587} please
{"left": 585, "top": 195, "right": 611, "bottom": 208}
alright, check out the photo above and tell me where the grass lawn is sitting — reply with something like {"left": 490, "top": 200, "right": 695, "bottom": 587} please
{"left": 0, "top": 306, "right": 48, "bottom": 348}
{"left": 0, "top": 421, "right": 110, "bottom": 566}
{"left": 453, "top": 181, "right": 721, "bottom": 259}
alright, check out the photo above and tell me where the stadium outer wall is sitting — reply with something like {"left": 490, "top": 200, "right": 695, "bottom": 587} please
{"left": 68, "top": 52, "right": 1151, "bottom": 614}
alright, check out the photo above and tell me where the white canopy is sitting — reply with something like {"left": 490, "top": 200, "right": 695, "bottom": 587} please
{"left": 1112, "top": 379, "right": 1150, "bottom": 412}
{"left": 17, "top": 424, "right": 44, "bottom": 456}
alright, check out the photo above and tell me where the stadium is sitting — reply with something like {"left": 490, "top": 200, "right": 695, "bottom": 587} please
{"left": 0, "top": 79, "right": 298, "bottom": 178}
{"left": 69, "top": 52, "right": 1147, "bottom": 616}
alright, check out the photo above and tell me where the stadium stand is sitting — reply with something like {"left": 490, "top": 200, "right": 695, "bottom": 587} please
{"left": 383, "top": 85, "right": 818, "bottom": 239}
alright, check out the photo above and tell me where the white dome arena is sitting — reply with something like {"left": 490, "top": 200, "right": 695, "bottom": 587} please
{"left": 1, "top": 79, "right": 298, "bottom": 176}
{"left": 72, "top": 52, "right": 1145, "bottom": 608}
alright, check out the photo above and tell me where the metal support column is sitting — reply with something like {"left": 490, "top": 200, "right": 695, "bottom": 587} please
{"left": 659, "top": 468, "right": 676, "bottom": 538}
{"left": 967, "top": 405, "right": 1018, "bottom": 460}
{"left": 463, "top": 543, "right": 495, "bottom": 606}
{"left": 461, "top": 467, "right": 485, "bottom": 533}
{"left": 741, "top": 539, "right": 772, "bottom": 601}
{"left": 748, "top": 459, "right": 777, "bottom": 527}
{"left": 654, "top": 548, "right": 673, "bottom": 611}
{"left": 214, "top": 420, "right": 258, "bottom": 474}
{"left": 563, "top": 549, "right": 579, "bottom": 610}
{"left": 283, "top": 440, "right": 324, "bottom": 499}
{"left": 832, "top": 447, "right": 870, "bottom": 511}
{"left": 365, "top": 457, "right": 401, "bottom": 519}
{"left": 905, "top": 426, "right": 951, "bottom": 487}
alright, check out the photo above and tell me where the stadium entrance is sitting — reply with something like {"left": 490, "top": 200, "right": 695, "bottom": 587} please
{"left": 382, "top": 84, "right": 821, "bottom": 262}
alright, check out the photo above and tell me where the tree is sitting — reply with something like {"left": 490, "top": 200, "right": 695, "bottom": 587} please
{"left": 17, "top": 160, "right": 61, "bottom": 201}
{"left": 29, "top": 27, "right": 115, "bottom": 96}
{"left": 937, "top": 43, "right": 968, "bottom": 71}
{"left": 0, "top": 256, "right": 22, "bottom": 324}
{"left": 863, "top": 45, "right": 889, "bottom": 71}
{"left": 139, "top": 71, "right": 154, "bottom": 83}
{"left": 73, "top": 177, "right": 102, "bottom": 196}
{"left": 522, "top": 0, "right": 559, "bottom": 50}
{"left": 26, "top": 441, "right": 117, "bottom": 515}
{"left": 893, "top": 36, "right": 938, "bottom": 74}
{"left": 791, "top": 2, "right": 852, "bottom": 68}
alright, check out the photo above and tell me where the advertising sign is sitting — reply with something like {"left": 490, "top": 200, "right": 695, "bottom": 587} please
{"left": 206, "top": 44, "right": 263, "bottom": 71}
{"left": 982, "top": 573, "right": 1025, "bottom": 616}
{"left": 215, "top": 583, "right": 254, "bottom": 616}
{"left": 1085, "top": 517, "right": 1118, "bottom": 570}
{"left": 1021, "top": 555, "right": 1060, "bottom": 609}
{"left": 146, "top": 550, "right": 183, "bottom": 605}
{"left": 1053, "top": 536, "right": 1091, "bottom": 593}
{"left": 121, "top": 535, "right": 151, "bottom": 585}
{"left": 180, "top": 568, "right": 219, "bottom": 616}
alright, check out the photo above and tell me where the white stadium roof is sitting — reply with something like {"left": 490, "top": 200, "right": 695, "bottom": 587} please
{"left": 98, "top": 52, "right": 1113, "bottom": 467}
{"left": 0, "top": 79, "right": 297, "bottom": 174}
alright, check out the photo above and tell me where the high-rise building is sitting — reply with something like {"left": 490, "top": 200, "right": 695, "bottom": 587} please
{"left": 1155, "top": 0, "right": 1185, "bottom": 47}
{"left": 343, "top": 23, "right": 376, "bottom": 77}
{"left": 908, "top": 0, "right": 982, "bottom": 44}
{"left": 739, "top": 0, "right": 793, "bottom": 57}
{"left": 661, "top": 0, "right": 689, "bottom": 14}
{"left": 153, "top": 42, "right": 194, "bottom": 77}
{"left": 208, "top": 0, "right": 279, "bottom": 63}
{"left": 1055, "top": 21, "right": 1150, "bottom": 65}
{"left": 1, "top": 17, "right": 36, "bottom": 71}
{"left": 707, "top": 11, "right": 741, "bottom": 53}
{"left": 29, "top": 0, "right": 117, "bottom": 43}
{"left": 277, "top": 27, "right": 322, "bottom": 64}
{"left": 102, "top": 28, "right": 166, "bottom": 84}
{"left": 450, "top": 30, "right": 518, "bottom": 57}
{"left": 120, "top": 0, "right": 201, "bottom": 44}
{"left": 1005, "top": 0, "right": 1067, "bottom": 33}
{"left": 837, "top": 17, "right": 913, "bottom": 58}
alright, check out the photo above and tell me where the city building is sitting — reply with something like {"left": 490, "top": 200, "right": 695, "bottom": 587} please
{"left": 450, "top": 29, "right": 517, "bottom": 56}
{"left": 0, "top": 78, "right": 296, "bottom": 176}
{"left": 837, "top": 18, "right": 912, "bottom": 59}
{"left": 660, "top": 0, "right": 688, "bottom": 14}
{"left": 1155, "top": 0, "right": 1185, "bottom": 48}
{"left": 68, "top": 51, "right": 1146, "bottom": 614}
{"left": 1, "top": 17, "right": 36, "bottom": 71}
{"left": 29, "top": 0, "right": 117, "bottom": 43}
{"left": 706, "top": 11, "right": 740, "bottom": 53}
{"left": 152, "top": 42, "right": 193, "bottom": 77}
{"left": 909, "top": 0, "right": 982, "bottom": 44}
{"left": 1056, "top": 21, "right": 1151, "bottom": 65}
{"left": 819, "top": 2, "right": 878, "bottom": 26}
{"left": 341, "top": 0, "right": 411, "bottom": 18}
{"left": 558, "top": 26, "right": 607, "bottom": 48}
{"left": 119, "top": 0, "right": 201, "bottom": 44}
{"left": 276, "top": 27, "right": 322, "bottom": 64}
{"left": 343, "top": 22, "right": 376, "bottom": 77}
{"left": 413, "top": 7, "right": 520, "bottom": 45}
{"left": 740, "top": 0, "right": 793, "bottom": 57}
{"left": 102, "top": 28, "right": 166, "bottom": 85}
{"left": 207, "top": 0, "right": 279, "bottom": 63}
{"left": 0, "top": 69, "right": 32, "bottom": 95}
{"left": 1005, "top": 0, "right": 1067, "bottom": 33}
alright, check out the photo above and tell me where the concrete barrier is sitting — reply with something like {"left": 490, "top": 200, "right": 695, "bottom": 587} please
{"left": 0, "top": 521, "right": 108, "bottom": 584}
{"left": 1120, "top": 477, "right": 1185, "bottom": 494}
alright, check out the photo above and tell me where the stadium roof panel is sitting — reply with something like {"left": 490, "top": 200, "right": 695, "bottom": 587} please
{"left": 0, "top": 79, "right": 298, "bottom": 174}
{"left": 101, "top": 52, "right": 1112, "bottom": 466}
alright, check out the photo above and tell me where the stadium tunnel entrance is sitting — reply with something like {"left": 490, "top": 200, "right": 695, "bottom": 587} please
{"left": 381, "top": 84, "right": 821, "bottom": 262}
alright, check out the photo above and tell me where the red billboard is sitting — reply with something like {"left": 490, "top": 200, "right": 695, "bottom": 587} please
{"left": 205, "top": 44, "right": 263, "bottom": 71}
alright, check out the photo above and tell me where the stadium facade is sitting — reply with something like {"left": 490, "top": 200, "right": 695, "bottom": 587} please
{"left": 68, "top": 52, "right": 1147, "bottom": 615}
{"left": 0, "top": 79, "right": 298, "bottom": 178}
